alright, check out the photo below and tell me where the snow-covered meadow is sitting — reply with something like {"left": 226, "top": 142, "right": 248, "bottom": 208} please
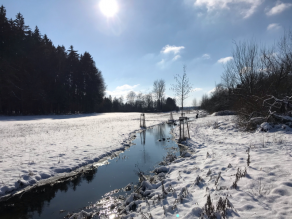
{"left": 1, "top": 112, "right": 292, "bottom": 218}
{"left": 0, "top": 112, "right": 176, "bottom": 197}
{"left": 73, "top": 114, "right": 292, "bottom": 219}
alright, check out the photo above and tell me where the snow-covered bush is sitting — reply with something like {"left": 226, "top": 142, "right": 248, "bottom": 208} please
{"left": 259, "top": 122, "right": 273, "bottom": 132}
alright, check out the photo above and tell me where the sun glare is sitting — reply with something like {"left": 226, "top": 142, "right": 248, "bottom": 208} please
{"left": 99, "top": 0, "right": 118, "bottom": 17}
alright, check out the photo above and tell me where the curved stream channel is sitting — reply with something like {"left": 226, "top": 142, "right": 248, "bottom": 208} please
{"left": 0, "top": 123, "right": 184, "bottom": 219}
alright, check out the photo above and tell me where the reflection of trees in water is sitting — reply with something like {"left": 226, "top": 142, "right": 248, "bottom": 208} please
{"left": 139, "top": 130, "right": 151, "bottom": 164}
{"left": 141, "top": 145, "right": 152, "bottom": 165}
{"left": 0, "top": 168, "right": 97, "bottom": 219}
{"left": 153, "top": 124, "right": 172, "bottom": 149}
{"left": 84, "top": 170, "right": 96, "bottom": 183}
{"left": 147, "top": 127, "right": 153, "bottom": 135}
{"left": 154, "top": 124, "right": 166, "bottom": 142}
{"left": 139, "top": 126, "right": 169, "bottom": 166}
{"left": 71, "top": 175, "right": 82, "bottom": 191}
{"left": 140, "top": 131, "right": 146, "bottom": 146}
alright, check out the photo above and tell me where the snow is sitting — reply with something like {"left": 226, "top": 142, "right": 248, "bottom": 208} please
{"left": 260, "top": 122, "right": 273, "bottom": 131}
{"left": 1, "top": 112, "right": 292, "bottom": 218}
{"left": 69, "top": 210, "right": 91, "bottom": 219}
{"left": 82, "top": 113, "right": 291, "bottom": 219}
{"left": 134, "top": 115, "right": 291, "bottom": 218}
{"left": 211, "top": 110, "right": 236, "bottom": 116}
{"left": 0, "top": 112, "right": 177, "bottom": 197}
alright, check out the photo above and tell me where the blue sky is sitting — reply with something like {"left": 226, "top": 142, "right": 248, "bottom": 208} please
{"left": 2, "top": 0, "right": 292, "bottom": 105}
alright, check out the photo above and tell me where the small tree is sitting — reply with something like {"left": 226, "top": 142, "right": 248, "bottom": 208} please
{"left": 171, "top": 66, "right": 192, "bottom": 116}
{"left": 153, "top": 79, "right": 165, "bottom": 111}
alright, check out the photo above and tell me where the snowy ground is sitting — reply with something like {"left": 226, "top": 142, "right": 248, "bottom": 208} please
{"left": 74, "top": 114, "right": 292, "bottom": 219}
{"left": 0, "top": 112, "right": 182, "bottom": 197}
{"left": 2, "top": 113, "right": 292, "bottom": 218}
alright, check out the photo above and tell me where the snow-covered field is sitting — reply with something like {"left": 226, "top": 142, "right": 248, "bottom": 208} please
{"left": 2, "top": 112, "right": 292, "bottom": 218}
{"left": 74, "top": 114, "right": 292, "bottom": 219}
{"left": 0, "top": 112, "right": 178, "bottom": 197}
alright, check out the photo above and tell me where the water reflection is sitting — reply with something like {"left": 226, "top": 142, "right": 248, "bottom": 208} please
{"left": 154, "top": 125, "right": 166, "bottom": 143}
{"left": 0, "top": 168, "right": 97, "bottom": 219}
{"left": 140, "top": 130, "right": 146, "bottom": 146}
{"left": 0, "top": 123, "right": 179, "bottom": 219}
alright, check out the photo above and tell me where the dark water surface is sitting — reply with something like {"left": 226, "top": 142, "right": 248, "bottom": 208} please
{"left": 0, "top": 123, "right": 181, "bottom": 219}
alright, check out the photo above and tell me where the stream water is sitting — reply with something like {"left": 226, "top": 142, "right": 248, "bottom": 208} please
{"left": 0, "top": 123, "right": 182, "bottom": 219}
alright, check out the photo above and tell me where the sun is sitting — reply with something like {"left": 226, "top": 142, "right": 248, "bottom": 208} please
{"left": 99, "top": 0, "right": 119, "bottom": 17}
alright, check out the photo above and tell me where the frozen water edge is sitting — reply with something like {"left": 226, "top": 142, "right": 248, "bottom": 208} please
{"left": 0, "top": 112, "right": 184, "bottom": 198}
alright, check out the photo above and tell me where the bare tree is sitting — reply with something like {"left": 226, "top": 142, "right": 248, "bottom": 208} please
{"left": 119, "top": 96, "right": 124, "bottom": 104}
{"left": 144, "top": 92, "right": 153, "bottom": 110}
{"left": 221, "top": 31, "right": 292, "bottom": 129}
{"left": 222, "top": 40, "right": 263, "bottom": 95}
{"left": 136, "top": 92, "right": 143, "bottom": 109}
{"left": 153, "top": 79, "right": 165, "bottom": 111}
{"left": 127, "top": 91, "right": 136, "bottom": 106}
{"left": 171, "top": 66, "right": 193, "bottom": 116}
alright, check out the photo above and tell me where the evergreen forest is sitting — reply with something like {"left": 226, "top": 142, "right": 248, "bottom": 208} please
{"left": 0, "top": 6, "right": 106, "bottom": 115}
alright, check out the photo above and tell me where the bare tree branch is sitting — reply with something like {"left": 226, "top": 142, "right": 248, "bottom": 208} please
{"left": 171, "top": 65, "right": 192, "bottom": 115}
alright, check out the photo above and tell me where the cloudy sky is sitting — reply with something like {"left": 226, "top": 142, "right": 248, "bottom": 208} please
{"left": 3, "top": 0, "right": 292, "bottom": 105}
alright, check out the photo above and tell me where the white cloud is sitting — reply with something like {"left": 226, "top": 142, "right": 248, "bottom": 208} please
{"left": 217, "top": 56, "right": 233, "bottom": 63}
{"left": 202, "top": 54, "right": 210, "bottom": 59}
{"left": 190, "top": 53, "right": 211, "bottom": 64}
{"left": 266, "top": 1, "right": 292, "bottom": 16}
{"left": 161, "top": 45, "right": 185, "bottom": 54}
{"left": 192, "top": 88, "right": 203, "bottom": 92}
{"left": 116, "top": 84, "right": 139, "bottom": 91}
{"left": 106, "top": 84, "right": 140, "bottom": 98}
{"left": 267, "top": 23, "right": 281, "bottom": 31}
{"left": 157, "top": 45, "right": 184, "bottom": 67}
{"left": 194, "top": 0, "right": 263, "bottom": 18}
{"left": 172, "top": 55, "right": 181, "bottom": 61}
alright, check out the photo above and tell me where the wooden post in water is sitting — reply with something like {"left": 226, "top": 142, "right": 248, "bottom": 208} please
{"left": 140, "top": 130, "right": 146, "bottom": 145}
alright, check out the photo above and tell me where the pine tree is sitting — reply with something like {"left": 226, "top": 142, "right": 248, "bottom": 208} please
{"left": 0, "top": 7, "right": 106, "bottom": 114}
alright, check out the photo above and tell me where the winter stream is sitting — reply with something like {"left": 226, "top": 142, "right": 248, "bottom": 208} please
{"left": 0, "top": 123, "right": 184, "bottom": 218}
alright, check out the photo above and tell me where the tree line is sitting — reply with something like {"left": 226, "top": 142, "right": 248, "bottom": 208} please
{"left": 103, "top": 80, "right": 178, "bottom": 112}
{"left": 0, "top": 6, "right": 105, "bottom": 115}
{"left": 201, "top": 30, "right": 292, "bottom": 129}
{"left": 106, "top": 71, "right": 193, "bottom": 114}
